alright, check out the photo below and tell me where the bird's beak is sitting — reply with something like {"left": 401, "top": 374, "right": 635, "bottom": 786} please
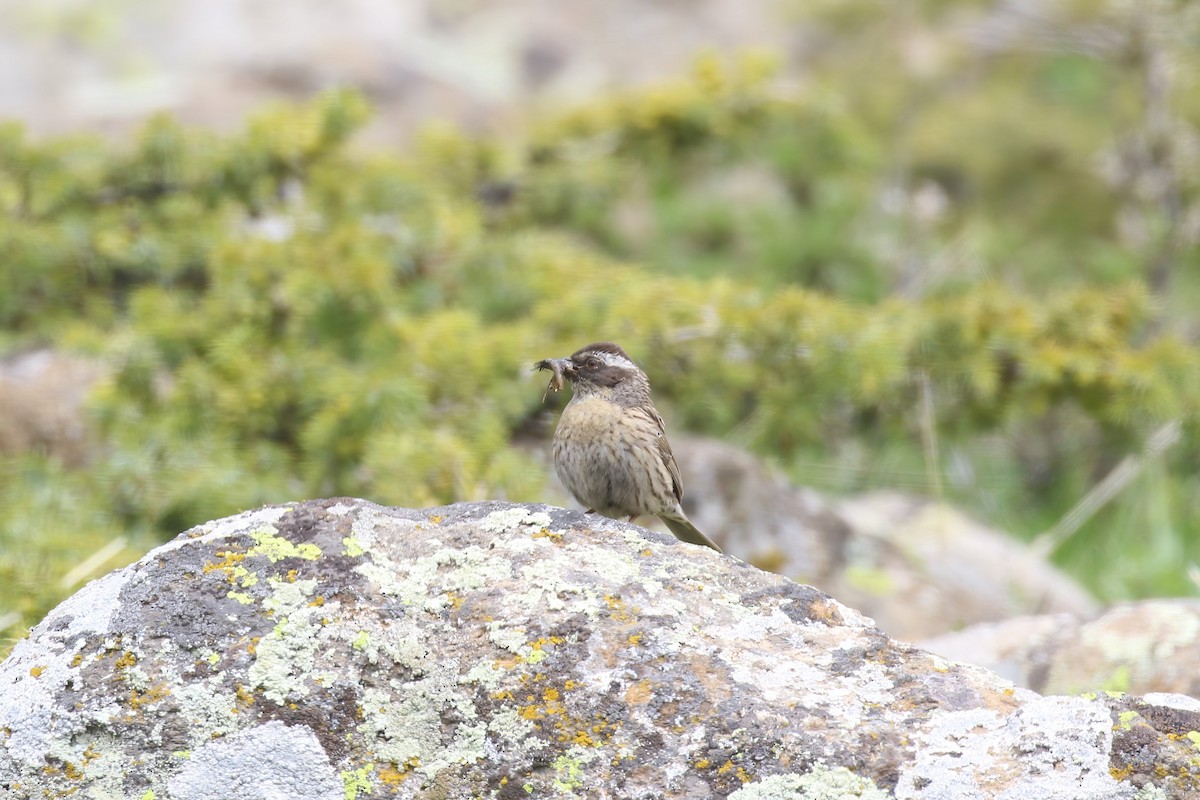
{"left": 534, "top": 357, "right": 576, "bottom": 378}
{"left": 533, "top": 357, "right": 575, "bottom": 397}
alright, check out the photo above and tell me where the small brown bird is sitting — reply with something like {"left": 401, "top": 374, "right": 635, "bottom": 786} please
{"left": 535, "top": 342, "right": 721, "bottom": 552}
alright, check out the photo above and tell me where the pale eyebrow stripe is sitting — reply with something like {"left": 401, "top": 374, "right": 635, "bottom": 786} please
{"left": 595, "top": 352, "right": 635, "bottom": 370}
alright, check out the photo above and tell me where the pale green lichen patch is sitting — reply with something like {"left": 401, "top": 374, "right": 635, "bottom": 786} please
{"left": 487, "top": 622, "right": 531, "bottom": 655}
{"left": 227, "top": 591, "right": 254, "bottom": 605}
{"left": 346, "top": 506, "right": 395, "bottom": 552}
{"left": 348, "top": 623, "right": 431, "bottom": 671}
{"left": 342, "top": 536, "right": 366, "bottom": 557}
{"left": 263, "top": 577, "right": 320, "bottom": 616}
{"left": 248, "top": 578, "right": 329, "bottom": 703}
{"left": 1134, "top": 786, "right": 1169, "bottom": 800}
{"left": 175, "top": 679, "right": 239, "bottom": 742}
{"left": 729, "top": 763, "right": 889, "bottom": 799}
{"left": 357, "top": 678, "right": 486, "bottom": 777}
{"left": 356, "top": 544, "right": 511, "bottom": 611}
{"left": 40, "top": 729, "right": 129, "bottom": 791}
{"left": 462, "top": 661, "right": 507, "bottom": 691}
{"left": 325, "top": 502, "right": 357, "bottom": 516}
{"left": 480, "top": 508, "right": 553, "bottom": 534}
{"left": 485, "top": 707, "right": 537, "bottom": 746}
{"left": 124, "top": 665, "right": 152, "bottom": 691}
{"left": 248, "top": 527, "right": 322, "bottom": 563}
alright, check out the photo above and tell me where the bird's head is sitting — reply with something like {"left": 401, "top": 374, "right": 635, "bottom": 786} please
{"left": 535, "top": 342, "right": 649, "bottom": 400}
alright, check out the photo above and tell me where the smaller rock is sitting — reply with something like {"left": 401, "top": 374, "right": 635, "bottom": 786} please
{"left": 922, "top": 599, "right": 1200, "bottom": 697}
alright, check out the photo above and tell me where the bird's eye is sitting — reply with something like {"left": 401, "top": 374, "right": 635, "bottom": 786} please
{"left": 585, "top": 357, "right": 601, "bottom": 369}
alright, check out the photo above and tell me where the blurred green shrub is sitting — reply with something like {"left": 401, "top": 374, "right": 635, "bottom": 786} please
{"left": 2, "top": 30, "right": 1199, "bottom": 647}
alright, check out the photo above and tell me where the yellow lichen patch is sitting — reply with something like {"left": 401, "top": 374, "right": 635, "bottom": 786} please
{"left": 640, "top": 548, "right": 654, "bottom": 557}
{"left": 70, "top": 653, "right": 83, "bottom": 667}
{"left": 695, "top": 758, "right": 711, "bottom": 769}
{"left": 445, "top": 591, "right": 465, "bottom": 611}
{"left": 532, "top": 528, "right": 564, "bottom": 544}
{"left": 204, "top": 548, "right": 260, "bottom": 597}
{"left": 625, "top": 680, "right": 653, "bottom": 706}
{"left": 428, "top": 515, "right": 443, "bottom": 524}
{"left": 307, "top": 595, "right": 325, "bottom": 607}
{"left": 520, "top": 687, "right": 567, "bottom": 720}
{"left": 515, "top": 679, "right": 616, "bottom": 747}
{"left": 43, "top": 760, "right": 83, "bottom": 781}
{"left": 571, "top": 729, "right": 598, "bottom": 747}
{"left": 203, "top": 550, "right": 246, "bottom": 572}
{"left": 28, "top": 666, "right": 44, "bottom": 678}
{"left": 1110, "top": 763, "right": 1135, "bottom": 781}
{"left": 627, "top": 633, "right": 644, "bottom": 646}
{"left": 81, "top": 744, "right": 100, "bottom": 765}
{"left": 234, "top": 683, "right": 256, "bottom": 711}
{"left": 203, "top": 550, "right": 248, "bottom": 580}
{"left": 493, "top": 656, "right": 523, "bottom": 670}
{"left": 128, "top": 683, "right": 171, "bottom": 712}
{"left": 378, "top": 758, "right": 420, "bottom": 788}
{"left": 525, "top": 636, "right": 565, "bottom": 663}
{"left": 114, "top": 652, "right": 138, "bottom": 669}
{"left": 603, "top": 594, "right": 638, "bottom": 622}
{"left": 285, "top": 569, "right": 299, "bottom": 583}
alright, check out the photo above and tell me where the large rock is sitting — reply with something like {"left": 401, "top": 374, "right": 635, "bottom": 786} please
{"left": 0, "top": 499, "right": 1193, "bottom": 798}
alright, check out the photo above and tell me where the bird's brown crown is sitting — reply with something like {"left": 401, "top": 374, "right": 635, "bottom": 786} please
{"left": 570, "top": 342, "right": 635, "bottom": 366}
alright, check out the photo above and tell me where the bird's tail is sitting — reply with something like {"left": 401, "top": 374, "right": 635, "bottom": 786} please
{"left": 660, "top": 514, "right": 722, "bottom": 553}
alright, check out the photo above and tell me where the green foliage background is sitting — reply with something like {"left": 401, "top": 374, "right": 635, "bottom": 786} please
{"left": 3, "top": 1, "right": 1200, "bottom": 646}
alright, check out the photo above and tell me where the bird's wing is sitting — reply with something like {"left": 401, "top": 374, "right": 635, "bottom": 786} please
{"left": 632, "top": 405, "right": 684, "bottom": 504}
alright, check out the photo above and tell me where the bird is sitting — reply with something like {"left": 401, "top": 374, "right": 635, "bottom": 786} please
{"left": 534, "top": 342, "right": 722, "bottom": 552}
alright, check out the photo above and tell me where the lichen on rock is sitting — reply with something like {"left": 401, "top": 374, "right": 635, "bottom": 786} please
{"left": 0, "top": 498, "right": 1196, "bottom": 798}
